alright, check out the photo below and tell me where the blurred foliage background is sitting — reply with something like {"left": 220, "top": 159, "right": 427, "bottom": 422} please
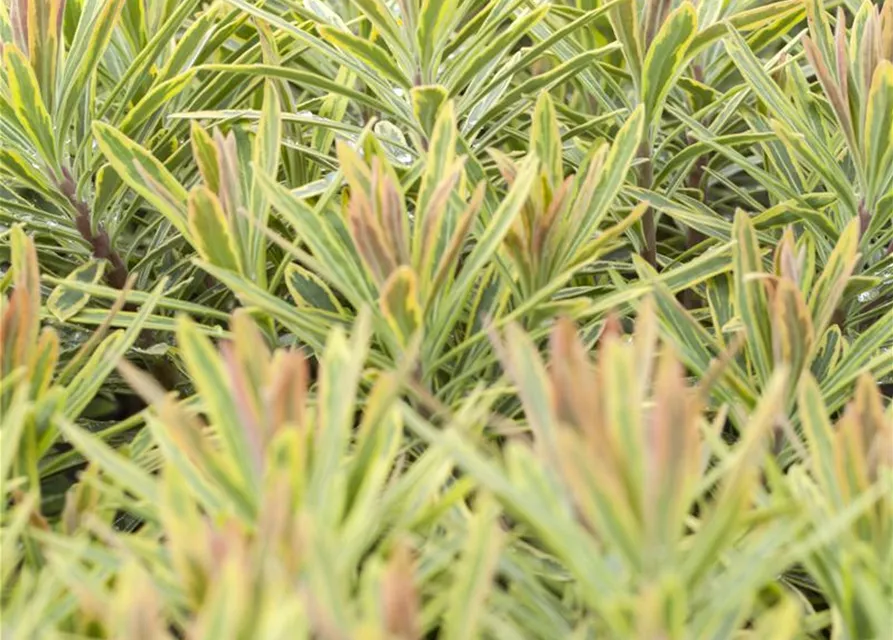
{"left": 1, "top": 0, "right": 891, "bottom": 638}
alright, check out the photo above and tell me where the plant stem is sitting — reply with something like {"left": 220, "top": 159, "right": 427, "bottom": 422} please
{"left": 59, "top": 169, "right": 128, "bottom": 289}
{"left": 638, "top": 141, "right": 657, "bottom": 267}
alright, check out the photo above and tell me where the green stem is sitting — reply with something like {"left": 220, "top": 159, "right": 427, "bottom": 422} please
{"left": 638, "top": 141, "right": 656, "bottom": 267}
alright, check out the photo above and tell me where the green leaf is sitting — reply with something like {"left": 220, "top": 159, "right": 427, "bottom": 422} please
{"left": 565, "top": 106, "right": 644, "bottom": 260}
{"left": 641, "top": 2, "right": 697, "bottom": 129}
{"left": 197, "top": 64, "right": 402, "bottom": 125}
{"left": 771, "top": 120, "right": 859, "bottom": 217}
{"left": 64, "top": 280, "right": 165, "bottom": 418}
{"left": 319, "top": 26, "right": 411, "bottom": 88}
{"left": 0, "top": 149, "right": 54, "bottom": 193}
{"left": 683, "top": 371, "right": 788, "bottom": 584}
{"left": 723, "top": 27, "right": 807, "bottom": 133}
{"left": 47, "top": 260, "right": 107, "bottom": 322}
{"left": 415, "top": 99, "right": 457, "bottom": 255}
{"left": 3, "top": 46, "right": 58, "bottom": 171}
{"left": 808, "top": 219, "right": 859, "bottom": 340}
{"left": 771, "top": 277, "right": 814, "bottom": 386}
{"left": 443, "top": 494, "right": 503, "bottom": 640}
{"left": 411, "top": 84, "right": 448, "bottom": 138}
{"left": 195, "top": 261, "right": 335, "bottom": 355}
{"left": 643, "top": 269, "right": 756, "bottom": 409}
{"left": 732, "top": 210, "right": 773, "bottom": 386}
{"left": 820, "top": 307, "right": 893, "bottom": 413}
{"left": 57, "top": 0, "right": 126, "bottom": 142}
{"left": 864, "top": 61, "right": 893, "bottom": 207}
{"left": 92, "top": 122, "right": 190, "bottom": 237}
{"left": 26, "top": 0, "right": 64, "bottom": 112}
{"left": 349, "top": 0, "right": 413, "bottom": 66}
{"left": 176, "top": 315, "right": 260, "bottom": 505}
{"left": 447, "top": 6, "right": 549, "bottom": 96}
{"left": 798, "top": 375, "right": 841, "bottom": 508}
{"left": 449, "top": 157, "right": 538, "bottom": 302}
{"left": 190, "top": 122, "right": 220, "bottom": 194}
{"left": 418, "top": 0, "right": 460, "bottom": 75}
{"left": 118, "top": 70, "right": 197, "bottom": 137}
{"left": 259, "top": 165, "right": 372, "bottom": 305}
{"left": 286, "top": 263, "right": 343, "bottom": 314}
{"left": 608, "top": 0, "right": 643, "bottom": 95}
{"left": 249, "top": 80, "right": 282, "bottom": 284}
{"left": 495, "top": 321, "right": 559, "bottom": 467}
{"left": 308, "top": 313, "right": 370, "bottom": 525}
{"left": 688, "top": 1, "right": 803, "bottom": 56}
{"left": 187, "top": 187, "right": 242, "bottom": 273}
{"left": 156, "top": 6, "right": 217, "bottom": 81}
{"left": 57, "top": 419, "right": 159, "bottom": 505}
{"left": 532, "top": 92, "right": 563, "bottom": 187}
{"left": 380, "top": 266, "right": 422, "bottom": 348}
{"left": 29, "top": 329, "right": 59, "bottom": 400}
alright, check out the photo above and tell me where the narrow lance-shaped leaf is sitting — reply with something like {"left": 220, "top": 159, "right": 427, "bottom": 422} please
{"left": 418, "top": 158, "right": 466, "bottom": 293}
{"left": 191, "top": 122, "right": 220, "bottom": 194}
{"left": 118, "top": 70, "right": 198, "bottom": 137}
{"left": 92, "top": 122, "right": 190, "bottom": 237}
{"left": 56, "top": 0, "right": 125, "bottom": 137}
{"left": 600, "top": 323, "right": 646, "bottom": 527}
{"left": 532, "top": 92, "right": 563, "bottom": 187}
{"left": 770, "top": 120, "right": 859, "bottom": 217}
{"left": 257, "top": 169, "right": 373, "bottom": 305}
{"left": 645, "top": 345, "right": 700, "bottom": 560}
{"left": 350, "top": 0, "right": 413, "bottom": 68}
{"left": 732, "top": 210, "right": 774, "bottom": 386}
{"left": 156, "top": 7, "right": 217, "bottom": 81}
{"left": 808, "top": 218, "right": 859, "bottom": 342}
{"left": 64, "top": 280, "right": 167, "bottom": 418}
{"left": 802, "top": 18, "right": 858, "bottom": 171}
{"left": 443, "top": 494, "right": 503, "bottom": 640}
{"left": 176, "top": 315, "right": 260, "bottom": 505}
{"left": 864, "top": 61, "right": 893, "bottom": 207}
{"left": 197, "top": 63, "right": 400, "bottom": 123}
{"left": 411, "top": 84, "right": 448, "bottom": 138}
{"left": 26, "top": 0, "right": 64, "bottom": 111}
{"left": 347, "top": 184, "right": 398, "bottom": 286}
{"left": 804, "top": 0, "right": 836, "bottom": 69}
{"left": 565, "top": 105, "right": 644, "bottom": 261}
{"left": 799, "top": 374, "right": 843, "bottom": 509}
{"left": 308, "top": 313, "right": 371, "bottom": 525}
{"left": 723, "top": 27, "right": 808, "bottom": 132}
{"left": 319, "top": 26, "right": 411, "bottom": 88}
{"left": 249, "top": 80, "right": 282, "bottom": 286}
{"left": 448, "top": 156, "right": 539, "bottom": 301}
{"left": 771, "top": 277, "right": 814, "bottom": 394}
{"left": 4, "top": 46, "right": 58, "bottom": 171}
{"left": 683, "top": 370, "right": 788, "bottom": 584}
{"left": 608, "top": 0, "right": 643, "bottom": 95}
{"left": 1, "top": 227, "right": 41, "bottom": 381}
{"left": 418, "top": 0, "right": 461, "bottom": 77}
{"left": 415, "top": 99, "right": 457, "bottom": 250}
{"left": 28, "top": 329, "right": 59, "bottom": 400}
{"left": 187, "top": 187, "right": 243, "bottom": 274}
{"left": 380, "top": 266, "right": 422, "bottom": 348}
{"left": 641, "top": 2, "right": 698, "bottom": 132}
{"left": 57, "top": 419, "right": 160, "bottom": 505}
{"left": 48, "top": 260, "right": 107, "bottom": 322}
{"left": 494, "top": 321, "right": 559, "bottom": 469}
{"left": 428, "top": 180, "right": 485, "bottom": 298}
{"left": 285, "top": 263, "right": 343, "bottom": 314}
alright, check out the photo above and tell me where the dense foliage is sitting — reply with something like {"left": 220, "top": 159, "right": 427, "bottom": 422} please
{"left": 1, "top": 0, "right": 892, "bottom": 637}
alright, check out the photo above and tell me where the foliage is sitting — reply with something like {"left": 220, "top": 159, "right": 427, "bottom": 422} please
{"left": 1, "top": 0, "right": 891, "bottom": 638}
